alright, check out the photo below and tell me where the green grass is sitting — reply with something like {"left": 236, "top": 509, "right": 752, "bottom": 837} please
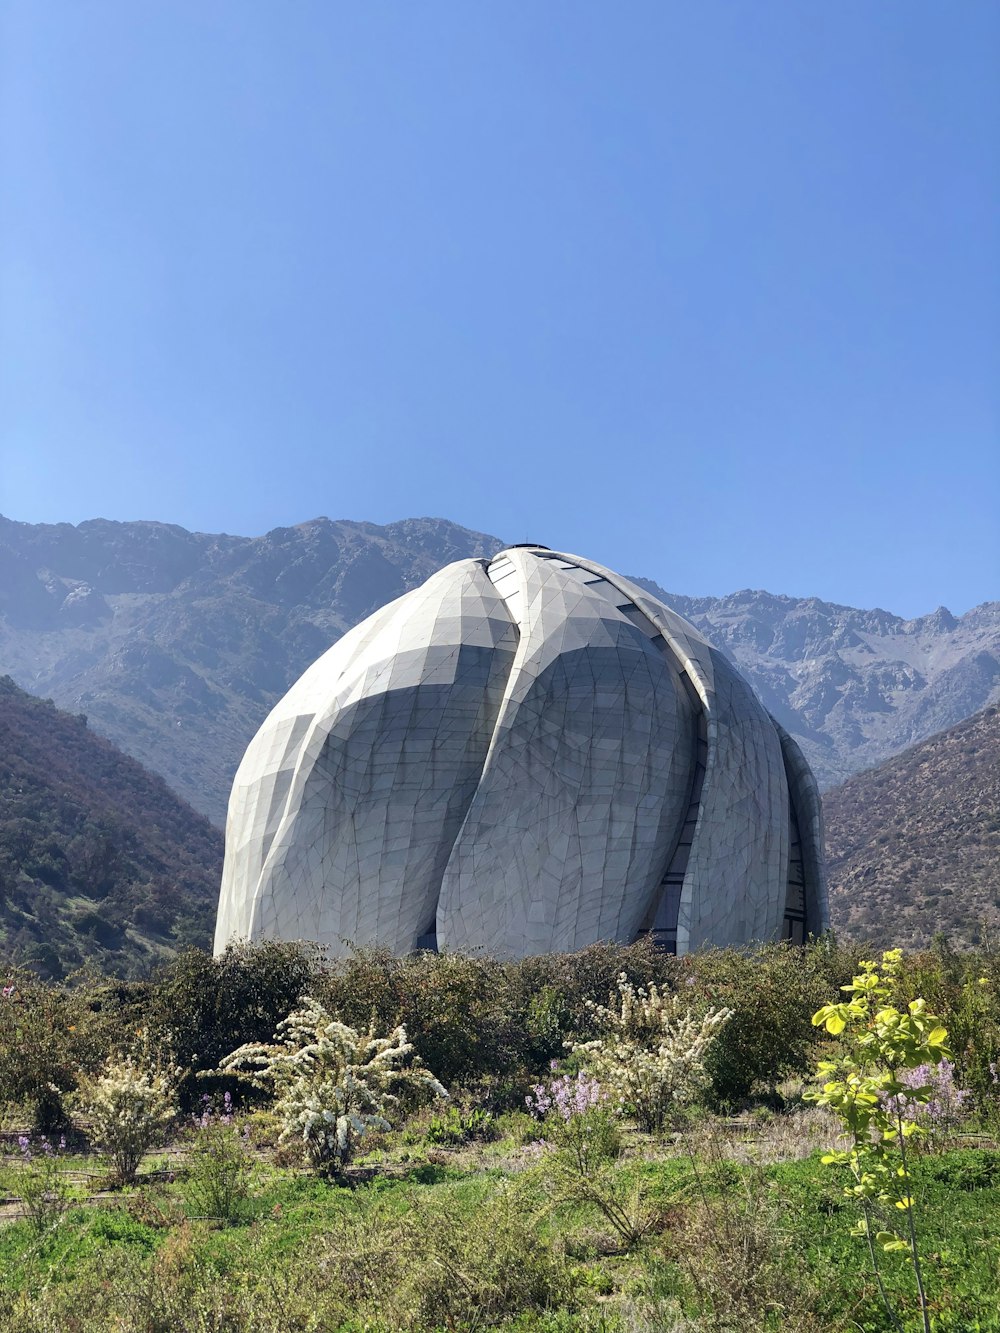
{"left": 768, "top": 1150, "right": 1000, "bottom": 1332}
{"left": 1, "top": 1130, "right": 998, "bottom": 1331}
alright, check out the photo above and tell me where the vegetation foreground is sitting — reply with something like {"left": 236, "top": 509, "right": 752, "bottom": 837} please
{"left": 1, "top": 937, "right": 999, "bottom": 1332}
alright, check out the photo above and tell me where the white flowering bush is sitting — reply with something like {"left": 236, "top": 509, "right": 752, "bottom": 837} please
{"left": 572, "top": 973, "right": 733, "bottom": 1131}
{"left": 74, "top": 1053, "right": 179, "bottom": 1184}
{"left": 218, "top": 996, "right": 447, "bottom": 1174}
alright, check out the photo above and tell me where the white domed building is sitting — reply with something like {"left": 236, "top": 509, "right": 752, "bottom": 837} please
{"left": 215, "top": 546, "right": 827, "bottom": 958}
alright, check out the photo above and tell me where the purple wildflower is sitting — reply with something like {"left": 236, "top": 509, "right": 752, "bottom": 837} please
{"left": 885, "top": 1059, "right": 971, "bottom": 1128}
{"left": 192, "top": 1091, "right": 236, "bottom": 1130}
{"left": 526, "top": 1071, "right": 605, "bottom": 1122}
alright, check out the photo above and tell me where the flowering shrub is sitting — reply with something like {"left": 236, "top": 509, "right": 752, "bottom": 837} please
{"left": 526, "top": 1065, "right": 655, "bottom": 1248}
{"left": 5, "top": 1133, "right": 69, "bottom": 1233}
{"left": 525, "top": 1069, "right": 619, "bottom": 1170}
{"left": 525, "top": 1070, "right": 604, "bottom": 1121}
{"left": 888, "top": 1058, "right": 972, "bottom": 1142}
{"left": 571, "top": 973, "right": 733, "bottom": 1131}
{"left": 74, "top": 1051, "right": 179, "bottom": 1184}
{"left": 183, "top": 1093, "right": 256, "bottom": 1223}
{"left": 193, "top": 1089, "right": 234, "bottom": 1129}
{"left": 314, "top": 948, "right": 530, "bottom": 1092}
{"left": 218, "top": 996, "right": 447, "bottom": 1174}
{"left": 144, "top": 941, "right": 323, "bottom": 1108}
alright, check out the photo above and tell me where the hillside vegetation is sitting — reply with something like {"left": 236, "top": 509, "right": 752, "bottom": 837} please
{"left": 825, "top": 705, "right": 1000, "bottom": 949}
{"left": 0, "top": 676, "right": 222, "bottom": 978}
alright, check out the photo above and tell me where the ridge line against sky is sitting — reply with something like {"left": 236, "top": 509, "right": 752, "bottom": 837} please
{"left": 1, "top": 507, "right": 994, "bottom": 624}
{"left": 1, "top": 2, "right": 997, "bottom": 620}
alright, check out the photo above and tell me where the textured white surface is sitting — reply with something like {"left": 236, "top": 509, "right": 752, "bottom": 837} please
{"left": 436, "top": 549, "right": 695, "bottom": 955}
{"left": 215, "top": 547, "right": 828, "bottom": 957}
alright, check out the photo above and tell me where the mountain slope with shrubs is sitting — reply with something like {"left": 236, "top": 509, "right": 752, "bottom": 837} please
{"left": 0, "top": 675, "right": 223, "bottom": 978}
{"left": 824, "top": 704, "right": 1000, "bottom": 949}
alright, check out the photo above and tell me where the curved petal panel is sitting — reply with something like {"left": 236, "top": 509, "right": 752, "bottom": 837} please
{"left": 218, "top": 559, "right": 516, "bottom": 953}
{"left": 545, "top": 558, "right": 790, "bottom": 951}
{"left": 215, "top": 593, "right": 411, "bottom": 951}
{"left": 436, "top": 550, "right": 696, "bottom": 955}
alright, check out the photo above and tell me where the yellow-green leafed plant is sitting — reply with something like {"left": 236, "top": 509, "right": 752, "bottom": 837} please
{"left": 74, "top": 1048, "right": 180, "bottom": 1185}
{"left": 218, "top": 996, "right": 447, "bottom": 1175}
{"left": 572, "top": 973, "right": 732, "bottom": 1132}
{"left": 806, "top": 949, "right": 950, "bottom": 1333}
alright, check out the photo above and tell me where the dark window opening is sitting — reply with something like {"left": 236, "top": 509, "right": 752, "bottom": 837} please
{"left": 415, "top": 920, "right": 439, "bottom": 952}
{"left": 782, "top": 799, "right": 808, "bottom": 944}
{"left": 638, "top": 668, "right": 708, "bottom": 954}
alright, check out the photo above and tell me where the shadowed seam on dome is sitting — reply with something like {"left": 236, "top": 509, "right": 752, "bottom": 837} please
{"left": 215, "top": 546, "right": 828, "bottom": 959}
{"left": 774, "top": 721, "right": 829, "bottom": 938}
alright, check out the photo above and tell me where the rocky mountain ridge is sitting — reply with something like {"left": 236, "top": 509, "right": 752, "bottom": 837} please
{"left": 1, "top": 513, "right": 997, "bottom": 825}
{"left": 632, "top": 577, "right": 1000, "bottom": 791}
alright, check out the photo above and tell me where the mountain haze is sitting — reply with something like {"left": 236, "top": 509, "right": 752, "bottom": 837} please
{"left": 1, "top": 514, "right": 997, "bottom": 826}
{"left": 0, "top": 515, "right": 501, "bottom": 824}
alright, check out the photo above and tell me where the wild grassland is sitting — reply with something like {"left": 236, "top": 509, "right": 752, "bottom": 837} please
{"left": 1, "top": 1115, "right": 998, "bottom": 1331}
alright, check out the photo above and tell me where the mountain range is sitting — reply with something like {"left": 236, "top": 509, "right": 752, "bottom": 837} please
{"left": 2, "top": 513, "right": 998, "bottom": 827}
{"left": 631, "top": 581, "right": 1000, "bottom": 793}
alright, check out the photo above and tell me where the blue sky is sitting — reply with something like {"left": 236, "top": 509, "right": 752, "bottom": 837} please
{"left": 1, "top": 2, "right": 997, "bottom": 618}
